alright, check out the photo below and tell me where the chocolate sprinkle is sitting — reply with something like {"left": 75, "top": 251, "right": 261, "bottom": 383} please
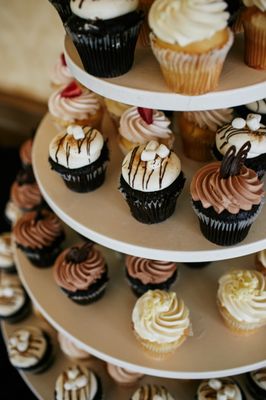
{"left": 66, "top": 242, "right": 93, "bottom": 263}
{"left": 219, "top": 141, "right": 251, "bottom": 179}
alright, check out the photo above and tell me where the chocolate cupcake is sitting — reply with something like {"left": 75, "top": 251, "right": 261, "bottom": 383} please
{"left": 7, "top": 326, "right": 54, "bottom": 374}
{"left": 53, "top": 242, "right": 108, "bottom": 305}
{"left": 49, "top": 125, "right": 109, "bottom": 193}
{"left": 10, "top": 169, "right": 43, "bottom": 212}
{"left": 130, "top": 384, "right": 175, "bottom": 399}
{"left": 119, "top": 140, "right": 185, "bottom": 224}
{"left": 54, "top": 365, "right": 103, "bottom": 400}
{"left": 65, "top": 0, "right": 144, "bottom": 77}
{"left": 0, "top": 274, "right": 31, "bottom": 323}
{"left": 0, "top": 232, "right": 16, "bottom": 274}
{"left": 191, "top": 142, "right": 264, "bottom": 246}
{"left": 246, "top": 368, "right": 266, "bottom": 400}
{"left": 13, "top": 209, "right": 65, "bottom": 267}
{"left": 196, "top": 378, "right": 246, "bottom": 399}
{"left": 48, "top": 0, "right": 72, "bottom": 24}
{"left": 125, "top": 255, "right": 178, "bottom": 297}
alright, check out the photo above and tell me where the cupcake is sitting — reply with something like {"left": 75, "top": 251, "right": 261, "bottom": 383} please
{"left": 132, "top": 289, "right": 191, "bottom": 359}
{"left": 19, "top": 138, "right": 33, "bottom": 171}
{"left": 0, "top": 232, "right": 16, "bottom": 274}
{"left": 217, "top": 269, "right": 266, "bottom": 335}
{"left": 255, "top": 249, "right": 266, "bottom": 275}
{"left": 65, "top": 0, "right": 144, "bottom": 78}
{"left": 178, "top": 108, "right": 233, "bottom": 162}
{"left": 246, "top": 368, "right": 266, "bottom": 400}
{"left": 54, "top": 365, "right": 103, "bottom": 400}
{"left": 48, "top": 81, "right": 103, "bottom": 131}
{"left": 49, "top": 124, "right": 109, "bottom": 193}
{"left": 119, "top": 140, "right": 185, "bottom": 224}
{"left": 58, "top": 332, "right": 91, "bottom": 360}
{"left": 47, "top": 0, "right": 72, "bottom": 24}
{"left": 242, "top": 0, "right": 266, "bottom": 69}
{"left": 196, "top": 378, "right": 246, "bottom": 400}
{"left": 190, "top": 142, "right": 264, "bottom": 246}
{"left": 103, "top": 98, "right": 131, "bottom": 129}
{"left": 130, "top": 384, "right": 175, "bottom": 399}
{"left": 234, "top": 98, "right": 266, "bottom": 125}
{"left": 148, "top": 0, "right": 233, "bottom": 95}
{"left": 10, "top": 169, "right": 43, "bottom": 212}
{"left": 53, "top": 242, "right": 108, "bottom": 305}
{"left": 125, "top": 255, "right": 178, "bottom": 297}
{"left": 118, "top": 107, "right": 175, "bottom": 155}
{"left": 0, "top": 274, "right": 31, "bottom": 323}
{"left": 7, "top": 326, "right": 53, "bottom": 373}
{"left": 50, "top": 53, "right": 74, "bottom": 89}
{"left": 214, "top": 114, "right": 266, "bottom": 178}
{"left": 106, "top": 363, "right": 143, "bottom": 387}
{"left": 13, "top": 209, "right": 65, "bottom": 268}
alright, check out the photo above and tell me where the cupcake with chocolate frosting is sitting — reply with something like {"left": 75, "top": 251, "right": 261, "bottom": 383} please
{"left": 130, "top": 384, "right": 175, "bottom": 399}
{"left": 196, "top": 378, "right": 246, "bottom": 400}
{"left": 191, "top": 142, "right": 264, "bottom": 246}
{"left": 246, "top": 368, "right": 266, "bottom": 400}
{"left": 106, "top": 363, "right": 143, "bottom": 387}
{"left": 0, "top": 233, "right": 16, "bottom": 273}
{"left": 65, "top": 0, "right": 144, "bottom": 77}
{"left": 119, "top": 140, "right": 185, "bottom": 224}
{"left": 10, "top": 169, "right": 43, "bottom": 212}
{"left": 53, "top": 242, "right": 108, "bottom": 304}
{"left": 13, "top": 209, "right": 65, "bottom": 267}
{"left": 125, "top": 255, "right": 178, "bottom": 296}
{"left": 49, "top": 124, "right": 109, "bottom": 193}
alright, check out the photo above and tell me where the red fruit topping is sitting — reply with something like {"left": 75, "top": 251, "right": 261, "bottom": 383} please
{"left": 60, "top": 81, "right": 82, "bottom": 98}
{"left": 60, "top": 53, "right": 67, "bottom": 66}
{"left": 137, "top": 107, "right": 153, "bottom": 124}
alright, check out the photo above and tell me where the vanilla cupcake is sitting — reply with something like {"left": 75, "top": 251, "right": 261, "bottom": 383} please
{"left": 119, "top": 140, "right": 185, "bottom": 224}
{"left": 132, "top": 289, "right": 191, "bottom": 358}
{"left": 0, "top": 233, "right": 16, "bottom": 274}
{"left": 118, "top": 107, "right": 174, "bottom": 155}
{"left": 217, "top": 269, "right": 266, "bottom": 335}
{"left": 106, "top": 363, "right": 143, "bottom": 387}
{"left": 50, "top": 53, "right": 74, "bottom": 89}
{"left": 255, "top": 249, "right": 266, "bottom": 275}
{"left": 149, "top": 0, "right": 233, "bottom": 95}
{"left": 196, "top": 378, "right": 246, "bottom": 400}
{"left": 48, "top": 81, "right": 103, "bottom": 131}
{"left": 58, "top": 332, "right": 91, "bottom": 360}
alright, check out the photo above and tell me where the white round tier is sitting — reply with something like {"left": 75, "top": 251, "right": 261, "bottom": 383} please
{"left": 64, "top": 34, "right": 266, "bottom": 111}
{"left": 14, "top": 237, "right": 266, "bottom": 380}
{"left": 2, "top": 314, "right": 200, "bottom": 399}
{"left": 33, "top": 113, "right": 266, "bottom": 263}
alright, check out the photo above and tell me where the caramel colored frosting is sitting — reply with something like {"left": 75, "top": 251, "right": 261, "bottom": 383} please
{"left": 106, "top": 363, "right": 143, "bottom": 386}
{"left": 13, "top": 209, "right": 64, "bottom": 249}
{"left": 132, "top": 289, "right": 191, "bottom": 344}
{"left": 190, "top": 162, "right": 264, "bottom": 214}
{"left": 19, "top": 139, "right": 33, "bottom": 166}
{"left": 53, "top": 244, "right": 106, "bottom": 292}
{"left": 126, "top": 255, "right": 177, "bottom": 284}
{"left": 11, "top": 181, "right": 42, "bottom": 211}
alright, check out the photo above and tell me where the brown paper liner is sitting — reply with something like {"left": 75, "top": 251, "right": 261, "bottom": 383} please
{"left": 150, "top": 30, "right": 234, "bottom": 95}
{"left": 243, "top": 15, "right": 266, "bottom": 70}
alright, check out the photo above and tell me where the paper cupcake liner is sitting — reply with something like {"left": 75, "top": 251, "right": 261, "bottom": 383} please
{"left": 192, "top": 201, "right": 263, "bottom": 246}
{"left": 150, "top": 30, "right": 234, "bottom": 95}
{"left": 243, "top": 17, "right": 266, "bottom": 70}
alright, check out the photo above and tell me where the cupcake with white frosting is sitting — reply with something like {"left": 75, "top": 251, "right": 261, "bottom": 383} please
{"left": 255, "top": 249, "right": 266, "bottom": 275}
{"left": 0, "top": 233, "right": 16, "bottom": 273}
{"left": 148, "top": 0, "right": 233, "bottom": 95}
{"left": 118, "top": 107, "right": 174, "bottom": 155}
{"left": 217, "top": 269, "right": 266, "bottom": 335}
{"left": 49, "top": 124, "right": 109, "bottom": 193}
{"left": 119, "top": 140, "right": 185, "bottom": 224}
{"left": 106, "top": 363, "right": 143, "bottom": 387}
{"left": 130, "top": 384, "right": 175, "bottom": 399}
{"left": 132, "top": 289, "right": 191, "bottom": 358}
{"left": 196, "top": 378, "right": 246, "bottom": 400}
{"left": 246, "top": 368, "right": 266, "bottom": 400}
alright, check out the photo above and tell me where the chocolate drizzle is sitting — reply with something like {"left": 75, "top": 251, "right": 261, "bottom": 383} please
{"left": 66, "top": 242, "right": 93, "bottom": 263}
{"left": 219, "top": 141, "right": 251, "bottom": 179}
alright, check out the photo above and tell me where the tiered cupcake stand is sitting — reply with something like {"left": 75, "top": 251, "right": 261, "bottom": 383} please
{"left": 6, "top": 33, "right": 266, "bottom": 398}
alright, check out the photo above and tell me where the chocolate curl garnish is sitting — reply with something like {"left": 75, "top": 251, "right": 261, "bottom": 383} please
{"left": 137, "top": 107, "right": 153, "bottom": 125}
{"left": 60, "top": 81, "right": 82, "bottom": 98}
{"left": 219, "top": 141, "right": 251, "bottom": 179}
{"left": 66, "top": 241, "right": 93, "bottom": 263}
{"left": 60, "top": 53, "right": 67, "bottom": 67}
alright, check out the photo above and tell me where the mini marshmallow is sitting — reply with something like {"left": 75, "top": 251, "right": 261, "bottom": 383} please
{"left": 217, "top": 393, "right": 227, "bottom": 400}
{"left": 141, "top": 150, "right": 156, "bottom": 161}
{"left": 67, "top": 125, "right": 85, "bottom": 140}
{"left": 232, "top": 118, "right": 246, "bottom": 129}
{"left": 17, "top": 340, "right": 29, "bottom": 353}
{"left": 224, "top": 386, "right": 236, "bottom": 398}
{"left": 76, "top": 375, "right": 88, "bottom": 388}
{"left": 209, "top": 379, "right": 222, "bottom": 391}
{"left": 0, "top": 287, "right": 14, "bottom": 297}
{"left": 67, "top": 367, "right": 79, "bottom": 380}
{"left": 246, "top": 114, "right": 261, "bottom": 131}
{"left": 156, "top": 144, "right": 170, "bottom": 159}
{"left": 19, "top": 331, "right": 30, "bottom": 341}
{"left": 145, "top": 140, "right": 158, "bottom": 151}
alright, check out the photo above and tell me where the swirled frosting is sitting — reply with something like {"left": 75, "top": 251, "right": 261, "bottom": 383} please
{"left": 49, "top": 125, "right": 104, "bottom": 169}
{"left": 53, "top": 245, "right": 106, "bottom": 292}
{"left": 245, "top": 99, "right": 266, "bottom": 115}
{"left": 0, "top": 274, "right": 26, "bottom": 317}
{"left": 121, "top": 141, "right": 181, "bottom": 192}
{"left": 8, "top": 326, "right": 48, "bottom": 368}
{"left": 19, "top": 139, "right": 33, "bottom": 167}
{"left": 243, "top": 0, "right": 266, "bottom": 11}
{"left": 57, "top": 332, "right": 90, "bottom": 360}
{"left": 257, "top": 249, "right": 266, "bottom": 269}
{"left": 148, "top": 0, "right": 229, "bottom": 46}
{"left": 183, "top": 108, "right": 233, "bottom": 132}
{"left": 217, "top": 270, "right": 266, "bottom": 324}
{"left": 119, "top": 107, "right": 173, "bottom": 145}
{"left": 13, "top": 210, "right": 64, "bottom": 249}
{"left": 216, "top": 121, "right": 266, "bottom": 159}
{"left": 197, "top": 378, "right": 243, "bottom": 400}
{"left": 126, "top": 255, "right": 177, "bottom": 284}
{"left": 51, "top": 54, "right": 73, "bottom": 88}
{"left": 107, "top": 363, "right": 143, "bottom": 385}
{"left": 48, "top": 84, "right": 101, "bottom": 123}
{"left": 131, "top": 384, "right": 175, "bottom": 400}
{"left": 250, "top": 368, "right": 266, "bottom": 390}
{"left": 190, "top": 162, "right": 264, "bottom": 214}
{"left": 11, "top": 181, "right": 42, "bottom": 211}
{"left": 0, "top": 233, "right": 14, "bottom": 268}
{"left": 70, "top": 0, "right": 138, "bottom": 20}
{"left": 132, "top": 289, "right": 191, "bottom": 343}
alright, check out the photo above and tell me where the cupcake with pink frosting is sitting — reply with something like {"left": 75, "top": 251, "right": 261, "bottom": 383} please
{"left": 57, "top": 332, "right": 91, "bottom": 360}
{"left": 50, "top": 53, "right": 74, "bottom": 89}
{"left": 125, "top": 255, "right": 178, "bottom": 297}
{"left": 106, "top": 362, "right": 143, "bottom": 387}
